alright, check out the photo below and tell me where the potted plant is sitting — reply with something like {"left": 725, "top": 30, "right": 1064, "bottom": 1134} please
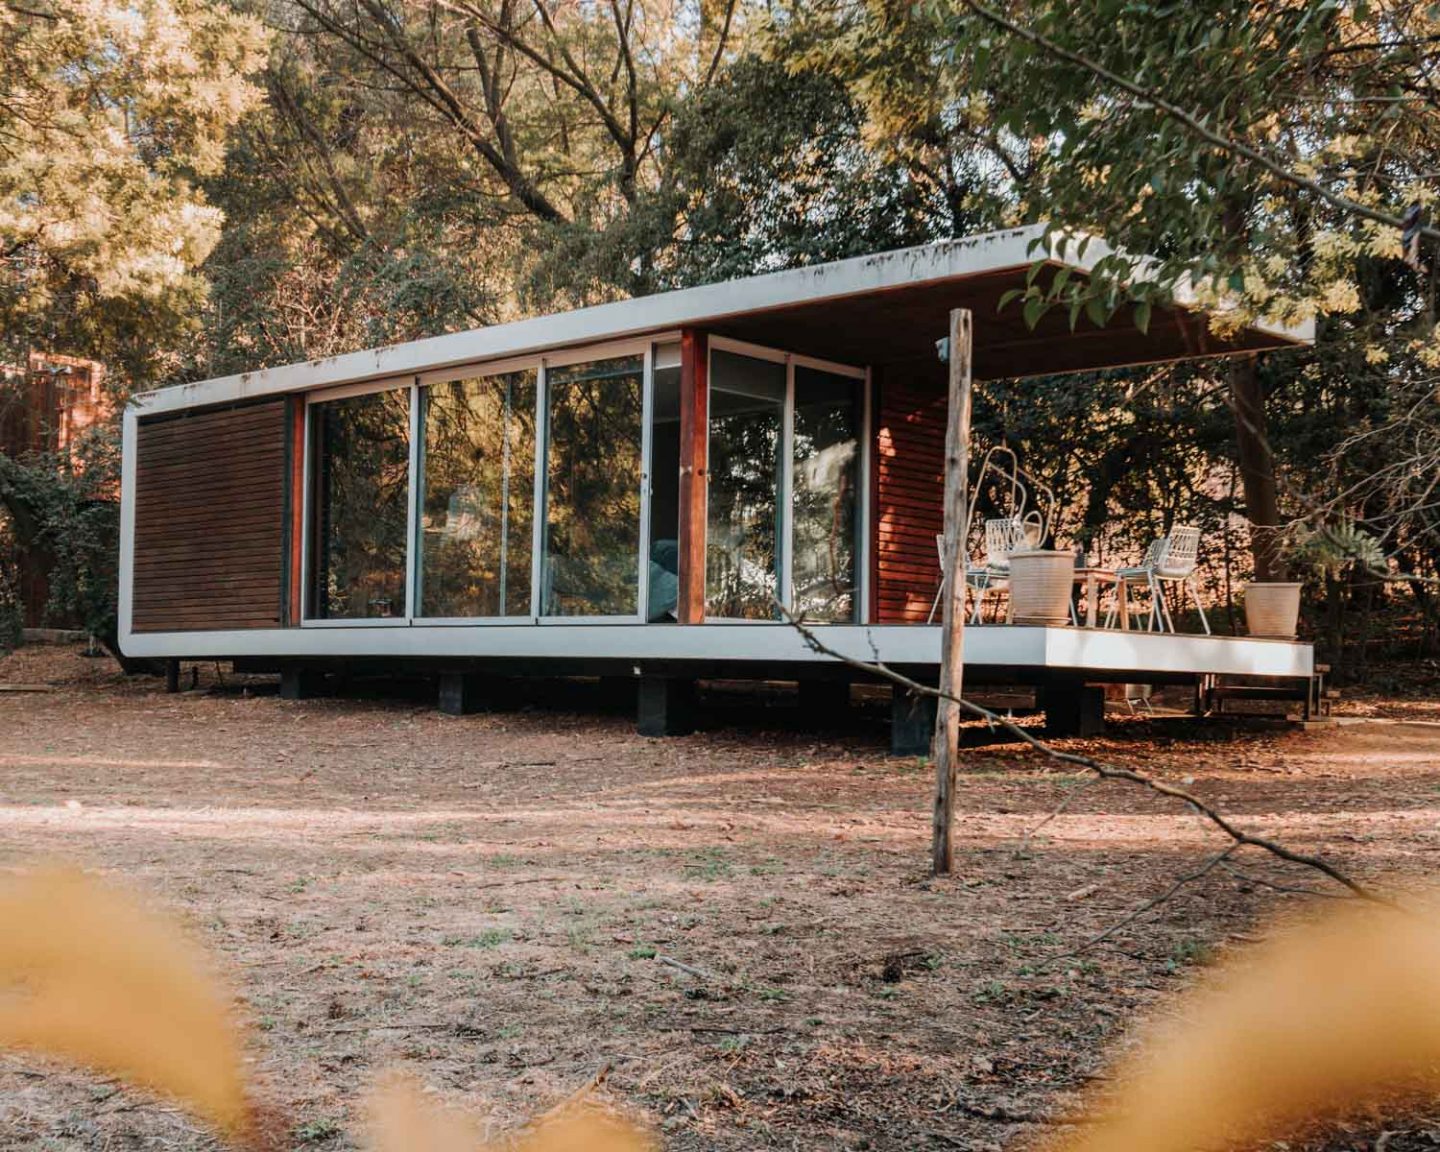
{"left": 1242, "top": 522, "right": 1384, "bottom": 640}
{"left": 1007, "top": 548, "right": 1076, "bottom": 625}
{"left": 1242, "top": 579, "right": 1304, "bottom": 639}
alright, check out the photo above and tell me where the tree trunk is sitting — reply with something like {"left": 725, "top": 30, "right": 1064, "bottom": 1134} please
{"left": 1229, "top": 355, "right": 1286, "bottom": 581}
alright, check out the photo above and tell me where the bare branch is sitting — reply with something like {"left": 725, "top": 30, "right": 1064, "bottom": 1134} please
{"left": 776, "top": 606, "right": 1390, "bottom": 906}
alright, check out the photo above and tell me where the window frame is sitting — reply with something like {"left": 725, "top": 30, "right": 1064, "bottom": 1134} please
{"left": 534, "top": 339, "right": 655, "bottom": 624}
{"left": 301, "top": 375, "right": 418, "bottom": 629}
{"left": 296, "top": 331, "right": 867, "bottom": 629}
{"left": 413, "top": 355, "right": 544, "bottom": 626}
{"left": 704, "top": 336, "right": 869, "bottom": 625}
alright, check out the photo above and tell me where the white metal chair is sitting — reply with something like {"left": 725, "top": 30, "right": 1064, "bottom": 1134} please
{"left": 1105, "top": 525, "right": 1210, "bottom": 634}
{"left": 928, "top": 517, "right": 1028, "bottom": 624}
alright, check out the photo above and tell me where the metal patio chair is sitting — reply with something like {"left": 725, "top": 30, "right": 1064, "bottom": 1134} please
{"left": 928, "top": 516, "right": 1028, "bottom": 624}
{"left": 1104, "top": 525, "right": 1210, "bottom": 634}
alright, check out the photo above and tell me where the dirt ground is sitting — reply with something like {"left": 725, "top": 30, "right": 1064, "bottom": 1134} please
{"left": 3, "top": 643, "right": 1440, "bottom": 1151}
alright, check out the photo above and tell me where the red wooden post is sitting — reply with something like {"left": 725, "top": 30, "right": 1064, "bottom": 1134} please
{"left": 933, "top": 308, "right": 973, "bottom": 875}
{"left": 677, "top": 330, "right": 709, "bottom": 624}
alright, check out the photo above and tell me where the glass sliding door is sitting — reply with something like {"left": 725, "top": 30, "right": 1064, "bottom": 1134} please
{"left": 307, "top": 388, "right": 412, "bottom": 619}
{"left": 418, "top": 369, "right": 536, "bottom": 617}
{"left": 647, "top": 343, "right": 682, "bottom": 622}
{"left": 791, "top": 367, "right": 861, "bottom": 622}
{"left": 542, "top": 355, "right": 645, "bottom": 617}
{"left": 706, "top": 349, "right": 786, "bottom": 620}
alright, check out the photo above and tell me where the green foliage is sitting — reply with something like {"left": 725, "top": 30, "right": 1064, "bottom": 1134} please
{"left": 1, "top": 0, "right": 268, "bottom": 386}
{"left": 0, "top": 426, "right": 120, "bottom": 644}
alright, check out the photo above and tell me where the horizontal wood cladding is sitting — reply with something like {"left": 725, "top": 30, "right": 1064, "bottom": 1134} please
{"left": 132, "top": 402, "right": 288, "bottom": 633}
{"left": 874, "top": 373, "right": 946, "bottom": 623}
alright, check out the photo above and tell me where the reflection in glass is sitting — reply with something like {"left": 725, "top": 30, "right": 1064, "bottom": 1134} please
{"left": 543, "top": 356, "right": 643, "bottom": 616}
{"left": 419, "top": 371, "right": 536, "bottom": 617}
{"left": 706, "top": 350, "right": 785, "bottom": 619}
{"left": 308, "top": 389, "right": 411, "bottom": 619}
{"left": 792, "top": 368, "right": 860, "bottom": 621}
{"left": 647, "top": 345, "right": 682, "bottom": 621}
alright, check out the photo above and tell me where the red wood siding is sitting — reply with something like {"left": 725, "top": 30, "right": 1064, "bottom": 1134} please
{"left": 873, "top": 372, "right": 946, "bottom": 623}
{"left": 132, "top": 402, "right": 289, "bottom": 632}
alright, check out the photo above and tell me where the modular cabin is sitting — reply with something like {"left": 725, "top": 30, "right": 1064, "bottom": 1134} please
{"left": 118, "top": 226, "right": 1316, "bottom": 748}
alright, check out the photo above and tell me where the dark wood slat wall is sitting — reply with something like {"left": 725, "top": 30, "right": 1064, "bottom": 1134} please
{"left": 132, "top": 402, "right": 289, "bottom": 633}
{"left": 873, "top": 369, "right": 947, "bottom": 623}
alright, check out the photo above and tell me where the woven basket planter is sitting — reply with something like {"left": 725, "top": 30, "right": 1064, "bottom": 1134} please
{"left": 1007, "top": 550, "right": 1075, "bottom": 625}
{"left": 1243, "top": 581, "right": 1302, "bottom": 639}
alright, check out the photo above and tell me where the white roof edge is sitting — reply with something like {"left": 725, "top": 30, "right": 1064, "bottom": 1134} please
{"left": 134, "top": 224, "right": 1312, "bottom": 416}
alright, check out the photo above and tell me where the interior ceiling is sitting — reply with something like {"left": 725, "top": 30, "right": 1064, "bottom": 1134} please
{"left": 707, "top": 267, "right": 1299, "bottom": 382}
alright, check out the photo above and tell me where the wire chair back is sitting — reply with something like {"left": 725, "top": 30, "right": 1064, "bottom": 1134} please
{"left": 1156, "top": 525, "right": 1201, "bottom": 578}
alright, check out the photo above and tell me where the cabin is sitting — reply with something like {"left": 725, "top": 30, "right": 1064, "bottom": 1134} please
{"left": 118, "top": 226, "right": 1316, "bottom": 748}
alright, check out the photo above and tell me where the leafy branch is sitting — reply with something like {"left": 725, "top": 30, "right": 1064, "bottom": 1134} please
{"left": 959, "top": 0, "right": 1440, "bottom": 244}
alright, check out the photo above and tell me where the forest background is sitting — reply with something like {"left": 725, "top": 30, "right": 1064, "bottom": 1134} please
{"left": 2, "top": 0, "right": 1438, "bottom": 683}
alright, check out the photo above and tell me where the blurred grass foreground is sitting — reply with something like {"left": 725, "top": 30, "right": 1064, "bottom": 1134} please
{"left": 2, "top": 867, "right": 1438, "bottom": 1150}
{"left": 0, "top": 868, "right": 652, "bottom": 1150}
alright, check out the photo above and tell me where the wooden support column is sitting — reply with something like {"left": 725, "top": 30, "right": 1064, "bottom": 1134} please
{"left": 677, "top": 330, "right": 708, "bottom": 624}
{"left": 933, "top": 309, "right": 972, "bottom": 876}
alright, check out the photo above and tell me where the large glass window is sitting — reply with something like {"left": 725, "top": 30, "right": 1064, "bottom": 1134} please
{"left": 307, "top": 388, "right": 412, "bottom": 619}
{"left": 542, "top": 355, "right": 644, "bottom": 616}
{"left": 706, "top": 350, "right": 786, "bottom": 620}
{"left": 647, "top": 344, "right": 682, "bottom": 622}
{"left": 418, "top": 370, "right": 536, "bottom": 617}
{"left": 791, "top": 367, "right": 860, "bottom": 622}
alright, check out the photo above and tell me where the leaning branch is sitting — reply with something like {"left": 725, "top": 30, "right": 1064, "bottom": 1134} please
{"left": 959, "top": 0, "right": 1440, "bottom": 244}
{"left": 778, "top": 609, "right": 1389, "bottom": 905}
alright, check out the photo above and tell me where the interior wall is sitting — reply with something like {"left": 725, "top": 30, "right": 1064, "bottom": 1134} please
{"left": 872, "top": 364, "right": 946, "bottom": 624}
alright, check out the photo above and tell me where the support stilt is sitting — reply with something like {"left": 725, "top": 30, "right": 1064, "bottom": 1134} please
{"left": 1039, "top": 681, "right": 1106, "bottom": 738}
{"left": 637, "top": 677, "right": 697, "bottom": 737}
{"left": 279, "top": 667, "right": 326, "bottom": 701}
{"left": 892, "top": 686, "right": 938, "bottom": 757}
{"left": 438, "top": 673, "right": 491, "bottom": 716}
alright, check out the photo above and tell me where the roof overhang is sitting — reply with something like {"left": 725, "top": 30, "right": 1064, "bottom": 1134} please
{"left": 136, "top": 225, "right": 1311, "bottom": 416}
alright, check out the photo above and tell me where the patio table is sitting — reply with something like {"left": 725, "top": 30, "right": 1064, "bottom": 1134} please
{"left": 1073, "top": 567, "right": 1118, "bottom": 628}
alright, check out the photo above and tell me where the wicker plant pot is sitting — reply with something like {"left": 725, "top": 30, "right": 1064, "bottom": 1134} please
{"left": 1243, "top": 581, "right": 1302, "bottom": 639}
{"left": 1007, "top": 550, "right": 1075, "bottom": 625}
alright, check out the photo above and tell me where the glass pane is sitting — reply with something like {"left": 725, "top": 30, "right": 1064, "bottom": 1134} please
{"left": 792, "top": 368, "right": 860, "bottom": 622}
{"left": 308, "top": 389, "right": 411, "bottom": 619}
{"left": 706, "top": 350, "right": 785, "bottom": 619}
{"left": 419, "top": 370, "right": 536, "bottom": 617}
{"left": 542, "top": 355, "right": 643, "bottom": 616}
{"left": 647, "top": 344, "right": 681, "bottom": 622}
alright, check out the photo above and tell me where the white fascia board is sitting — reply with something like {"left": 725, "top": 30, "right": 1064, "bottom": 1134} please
{"left": 118, "top": 619, "right": 1312, "bottom": 680}
{"left": 130, "top": 223, "right": 1312, "bottom": 419}
{"left": 1044, "top": 627, "right": 1314, "bottom": 678}
{"left": 117, "top": 405, "right": 139, "bottom": 645}
{"left": 131, "top": 226, "right": 1041, "bottom": 416}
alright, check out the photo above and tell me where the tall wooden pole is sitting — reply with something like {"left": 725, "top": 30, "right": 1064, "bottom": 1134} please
{"left": 933, "top": 308, "right": 972, "bottom": 875}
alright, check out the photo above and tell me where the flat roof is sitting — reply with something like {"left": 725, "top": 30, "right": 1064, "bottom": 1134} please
{"left": 136, "top": 225, "right": 1312, "bottom": 416}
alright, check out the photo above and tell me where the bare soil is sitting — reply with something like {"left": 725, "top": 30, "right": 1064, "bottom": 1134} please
{"left": 3, "top": 644, "right": 1440, "bottom": 1151}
